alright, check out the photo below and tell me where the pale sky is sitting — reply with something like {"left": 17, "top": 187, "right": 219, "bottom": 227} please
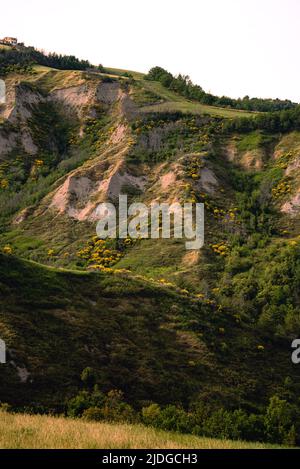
{"left": 2, "top": 0, "right": 300, "bottom": 102}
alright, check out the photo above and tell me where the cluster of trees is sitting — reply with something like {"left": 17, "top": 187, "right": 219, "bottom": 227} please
{"left": 66, "top": 368, "right": 299, "bottom": 446}
{"left": 223, "top": 105, "right": 300, "bottom": 134}
{"left": 0, "top": 45, "right": 94, "bottom": 76}
{"left": 145, "top": 67, "right": 296, "bottom": 112}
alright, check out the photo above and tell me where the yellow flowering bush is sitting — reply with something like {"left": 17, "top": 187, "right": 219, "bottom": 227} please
{"left": 2, "top": 245, "right": 13, "bottom": 255}
{"left": 210, "top": 243, "right": 230, "bottom": 256}
{"left": 272, "top": 180, "right": 291, "bottom": 198}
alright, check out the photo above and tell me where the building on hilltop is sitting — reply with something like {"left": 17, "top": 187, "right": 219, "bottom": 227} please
{"left": 1, "top": 37, "right": 18, "bottom": 46}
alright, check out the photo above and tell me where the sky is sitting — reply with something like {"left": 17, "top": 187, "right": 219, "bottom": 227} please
{"left": 2, "top": 0, "right": 300, "bottom": 102}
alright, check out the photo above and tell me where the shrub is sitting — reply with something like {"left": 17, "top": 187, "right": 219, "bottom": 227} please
{"left": 264, "top": 395, "right": 297, "bottom": 445}
{"left": 159, "top": 405, "right": 191, "bottom": 433}
{"left": 101, "top": 390, "right": 137, "bottom": 424}
{"left": 82, "top": 407, "right": 103, "bottom": 421}
{"left": 141, "top": 403, "right": 162, "bottom": 426}
{"left": 67, "top": 387, "right": 105, "bottom": 418}
{"left": 67, "top": 390, "right": 93, "bottom": 417}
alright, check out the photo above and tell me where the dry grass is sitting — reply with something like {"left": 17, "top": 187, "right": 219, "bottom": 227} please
{"left": 0, "top": 412, "right": 276, "bottom": 449}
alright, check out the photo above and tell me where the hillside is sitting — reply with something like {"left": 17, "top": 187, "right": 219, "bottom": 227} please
{"left": 0, "top": 251, "right": 296, "bottom": 411}
{"left": 107, "top": 67, "right": 257, "bottom": 118}
{"left": 0, "top": 60, "right": 300, "bottom": 445}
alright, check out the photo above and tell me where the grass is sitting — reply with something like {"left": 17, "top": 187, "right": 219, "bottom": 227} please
{"left": 0, "top": 44, "right": 12, "bottom": 50}
{"left": 0, "top": 253, "right": 215, "bottom": 408}
{"left": 28, "top": 68, "right": 85, "bottom": 93}
{"left": 236, "top": 131, "right": 276, "bottom": 152}
{"left": 137, "top": 80, "right": 257, "bottom": 118}
{"left": 32, "top": 65, "right": 58, "bottom": 72}
{"left": 105, "top": 67, "right": 145, "bottom": 80}
{"left": 0, "top": 412, "right": 276, "bottom": 449}
{"left": 275, "top": 130, "right": 300, "bottom": 154}
{"left": 105, "top": 67, "right": 256, "bottom": 118}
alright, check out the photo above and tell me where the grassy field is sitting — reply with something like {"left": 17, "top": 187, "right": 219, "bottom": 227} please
{"left": 139, "top": 80, "right": 256, "bottom": 118}
{"left": 106, "top": 67, "right": 256, "bottom": 118}
{"left": 0, "top": 412, "right": 276, "bottom": 449}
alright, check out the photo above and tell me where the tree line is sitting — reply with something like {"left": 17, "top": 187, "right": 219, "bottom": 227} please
{"left": 62, "top": 368, "right": 300, "bottom": 446}
{"left": 0, "top": 45, "right": 94, "bottom": 76}
{"left": 223, "top": 104, "right": 300, "bottom": 134}
{"left": 145, "top": 66, "right": 297, "bottom": 113}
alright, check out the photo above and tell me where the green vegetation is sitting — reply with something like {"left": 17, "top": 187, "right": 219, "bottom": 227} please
{"left": 236, "top": 131, "right": 274, "bottom": 152}
{"left": 146, "top": 66, "right": 297, "bottom": 112}
{"left": 65, "top": 370, "right": 299, "bottom": 446}
{"left": 138, "top": 79, "right": 255, "bottom": 118}
{"left": 0, "top": 411, "right": 276, "bottom": 449}
{"left": 1, "top": 58, "right": 300, "bottom": 448}
{"left": 224, "top": 105, "right": 300, "bottom": 134}
{"left": 0, "top": 252, "right": 300, "bottom": 445}
{"left": 0, "top": 45, "right": 95, "bottom": 77}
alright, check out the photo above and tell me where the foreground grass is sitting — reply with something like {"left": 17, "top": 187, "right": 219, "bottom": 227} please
{"left": 0, "top": 412, "right": 277, "bottom": 449}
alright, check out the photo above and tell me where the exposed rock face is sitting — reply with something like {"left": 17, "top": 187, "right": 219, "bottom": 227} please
{"left": 9, "top": 84, "right": 47, "bottom": 125}
{"left": 285, "top": 156, "right": 300, "bottom": 176}
{"left": 99, "top": 168, "right": 147, "bottom": 202}
{"left": 110, "top": 123, "right": 127, "bottom": 144}
{"left": 21, "top": 129, "right": 38, "bottom": 154}
{"left": 0, "top": 83, "right": 44, "bottom": 157}
{"left": 13, "top": 207, "right": 34, "bottom": 225}
{"left": 0, "top": 131, "right": 17, "bottom": 157}
{"left": 198, "top": 167, "right": 219, "bottom": 195}
{"left": 281, "top": 189, "right": 300, "bottom": 216}
{"left": 0, "top": 75, "right": 124, "bottom": 159}
{"left": 51, "top": 83, "right": 98, "bottom": 119}
{"left": 0, "top": 76, "right": 18, "bottom": 120}
{"left": 160, "top": 171, "right": 177, "bottom": 190}
{"left": 50, "top": 153, "right": 147, "bottom": 221}
{"left": 51, "top": 175, "right": 101, "bottom": 216}
{"left": 97, "top": 81, "right": 121, "bottom": 104}
{"left": 225, "top": 141, "right": 264, "bottom": 170}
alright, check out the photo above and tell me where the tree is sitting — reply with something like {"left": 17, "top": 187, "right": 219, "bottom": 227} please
{"left": 81, "top": 367, "right": 96, "bottom": 389}
{"left": 264, "top": 395, "right": 296, "bottom": 444}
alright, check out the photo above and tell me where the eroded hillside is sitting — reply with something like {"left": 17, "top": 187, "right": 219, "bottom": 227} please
{"left": 0, "top": 65, "right": 300, "bottom": 416}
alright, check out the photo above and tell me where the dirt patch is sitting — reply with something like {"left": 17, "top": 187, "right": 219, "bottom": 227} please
{"left": 99, "top": 165, "right": 147, "bottom": 201}
{"left": 51, "top": 83, "right": 97, "bottom": 118}
{"left": 198, "top": 167, "right": 219, "bottom": 195}
{"left": 50, "top": 175, "right": 101, "bottom": 216}
{"left": 9, "top": 84, "right": 45, "bottom": 124}
{"left": 281, "top": 189, "right": 300, "bottom": 216}
{"left": 225, "top": 141, "right": 238, "bottom": 162}
{"left": 13, "top": 207, "right": 34, "bottom": 225}
{"left": 0, "top": 131, "right": 17, "bottom": 157}
{"left": 241, "top": 150, "right": 263, "bottom": 170}
{"left": 49, "top": 145, "right": 146, "bottom": 221}
{"left": 225, "top": 141, "right": 263, "bottom": 170}
{"left": 110, "top": 123, "right": 127, "bottom": 144}
{"left": 285, "top": 156, "right": 300, "bottom": 176}
{"left": 21, "top": 130, "right": 38, "bottom": 155}
{"left": 160, "top": 171, "right": 177, "bottom": 190}
{"left": 182, "top": 250, "right": 200, "bottom": 267}
{"left": 97, "top": 82, "right": 121, "bottom": 104}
